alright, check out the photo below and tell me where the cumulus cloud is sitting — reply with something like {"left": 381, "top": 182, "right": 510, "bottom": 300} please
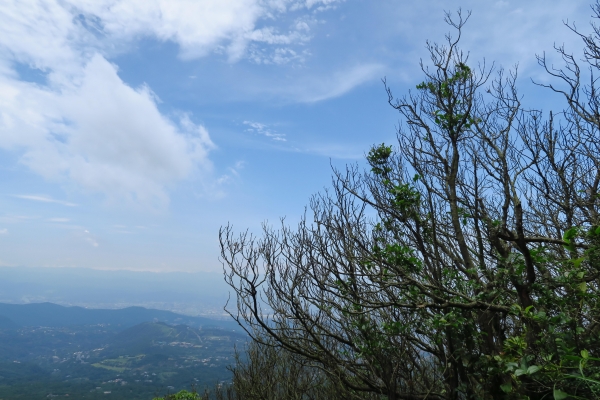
{"left": 0, "top": 54, "right": 214, "bottom": 205}
{"left": 0, "top": 0, "right": 346, "bottom": 205}
{"left": 0, "top": 1, "right": 267, "bottom": 205}
{"left": 73, "top": 0, "right": 264, "bottom": 61}
{"left": 0, "top": 0, "right": 332, "bottom": 66}
{"left": 53, "top": 56, "right": 214, "bottom": 203}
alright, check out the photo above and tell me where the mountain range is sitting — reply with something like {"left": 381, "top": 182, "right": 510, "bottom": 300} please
{"left": 0, "top": 302, "right": 240, "bottom": 331}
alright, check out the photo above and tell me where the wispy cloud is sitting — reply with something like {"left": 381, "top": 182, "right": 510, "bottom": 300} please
{"left": 82, "top": 229, "right": 99, "bottom": 247}
{"left": 248, "top": 46, "right": 309, "bottom": 65}
{"left": 244, "top": 121, "right": 287, "bottom": 142}
{"left": 0, "top": 214, "right": 38, "bottom": 224}
{"left": 0, "top": 228, "right": 7, "bottom": 234}
{"left": 216, "top": 160, "right": 246, "bottom": 186}
{"left": 284, "top": 63, "right": 385, "bottom": 103}
{"left": 13, "top": 195, "right": 78, "bottom": 207}
{"left": 47, "top": 217, "right": 70, "bottom": 222}
{"left": 376, "top": 0, "right": 589, "bottom": 79}
{"left": 111, "top": 224, "right": 150, "bottom": 234}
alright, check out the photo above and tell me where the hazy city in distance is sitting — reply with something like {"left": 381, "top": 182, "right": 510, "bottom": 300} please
{"left": 0, "top": 267, "right": 229, "bottom": 317}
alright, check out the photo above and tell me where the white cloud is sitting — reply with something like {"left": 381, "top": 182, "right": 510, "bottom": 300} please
{"left": 81, "top": 229, "right": 99, "bottom": 247}
{"left": 73, "top": 0, "right": 265, "bottom": 61}
{"left": 248, "top": 45, "right": 309, "bottom": 65}
{"left": 0, "top": 0, "right": 87, "bottom": 74}
{"left": 379, "top": 0, "right": 590, "bottom": 80}
{"left": 0, "top": 55, "right": 214, "bottom": 206}
{"left": 290, "top": 63, "right": 385, "bottom": 102}
{"left": 216, "top": 160, "right": 246, "bottom": 187}
{"left": 0, "top": 0, "right": 341, "bottom": 205}
{"left": 13, "top": 195, "right": 78, "bottom": 207}
{"left": 0, "top": 0, "right": 329, "bottom": 67}
{"left": 48, "top": 218, "right": 70, "bottom": 222}
{"left": 0, "top": 228, "right": 7, "bottom": 234}
{"left": 0, "top": 214, "right": 38, "bottom": 224}
{"left": 234, "top": 63, "right": 383, "bottom": 103}
{"left": 294, "top": 0, "right": 345, "bottom": 11}
{"left": 55, "top": 56, "right": 214, "bottom": 204}
{"left": 244, "top": 121, "right": 287, "bottom": 141}
{"left": 465, "top": 1, "right": 587, "bottom": 76}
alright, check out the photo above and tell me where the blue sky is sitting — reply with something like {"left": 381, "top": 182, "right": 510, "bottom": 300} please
{"left": 0, "top": 0, "right": 593, "bottom": 273}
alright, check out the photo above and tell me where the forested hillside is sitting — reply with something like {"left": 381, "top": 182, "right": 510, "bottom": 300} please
{"left": 0, "top": 304, "right": 244, "bottom": 400}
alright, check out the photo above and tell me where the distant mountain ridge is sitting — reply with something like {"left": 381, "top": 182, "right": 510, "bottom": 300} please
{"left": 0, "top": 266, "right": 229, "bottom": 317}
{"left": 0, "top": 314, "right": 18, "bottom": 329}
{"left": 0, "top": 302, "right": 240, "bottom": 332}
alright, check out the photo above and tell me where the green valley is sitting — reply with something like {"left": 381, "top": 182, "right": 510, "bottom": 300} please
{"left": 0, "top": 303, "right": 245, "bottom": 400}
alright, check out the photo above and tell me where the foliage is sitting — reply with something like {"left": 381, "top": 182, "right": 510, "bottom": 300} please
{"left": 219, "top": 4, "right": 600, "bottom": 400}
{"left": 155, "top": 334, "right": 383, "bottom": 400}
{"left": 154, "top": 389, "right": 203, "bottom": 400}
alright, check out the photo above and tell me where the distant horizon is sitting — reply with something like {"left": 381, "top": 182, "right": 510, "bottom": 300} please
{"left": 0, "top": 264, "right": 226, "bottom": 274}
{"left": 0, "top": 266, "right": 232, "bottom": 318}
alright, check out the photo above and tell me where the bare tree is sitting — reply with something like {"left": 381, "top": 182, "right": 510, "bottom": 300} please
{"left": 221, "top": 6, "right": 600, "bottom": 400}
{"left": 224, "top": 333, "right": 369, "bottom": 400}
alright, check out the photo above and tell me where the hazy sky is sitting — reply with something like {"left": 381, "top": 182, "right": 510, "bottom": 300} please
{"left": 0, "top": 0, "right": 593, "bottom": 272}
